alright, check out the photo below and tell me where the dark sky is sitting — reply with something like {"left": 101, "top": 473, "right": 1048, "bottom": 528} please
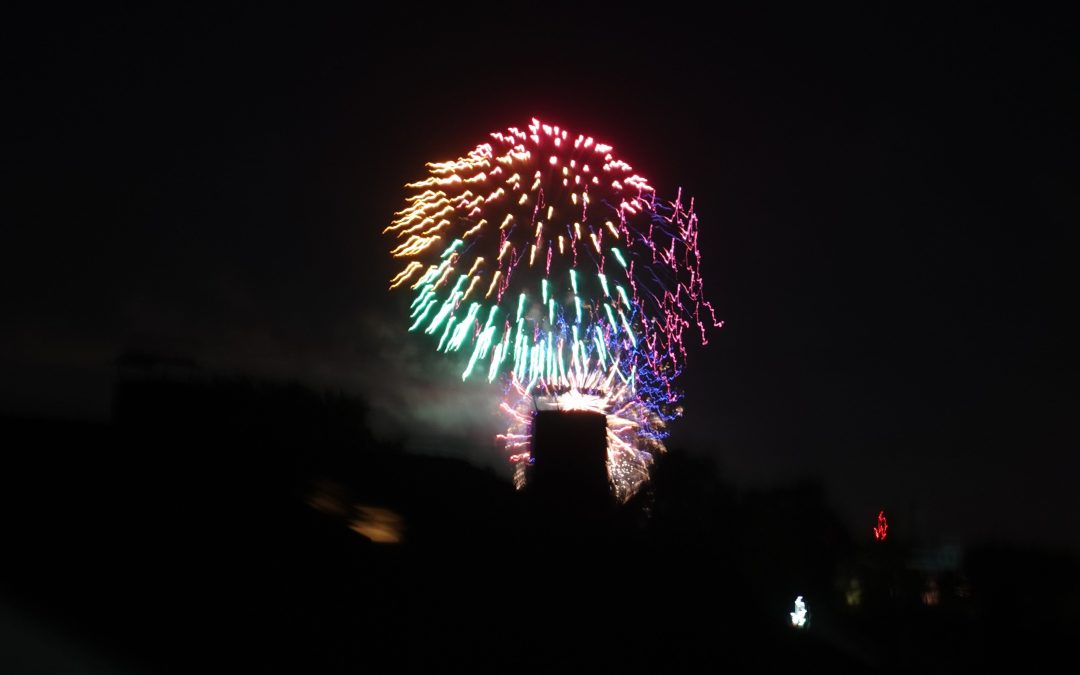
{"left": 5, "top": 6, "right": 1076, "bottom": 548}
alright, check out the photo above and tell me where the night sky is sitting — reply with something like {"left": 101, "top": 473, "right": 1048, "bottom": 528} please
{"left": 5, "top": 6, "right": 1076, "bottom": 548}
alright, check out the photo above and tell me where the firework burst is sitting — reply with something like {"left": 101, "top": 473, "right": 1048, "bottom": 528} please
{"left": 386, "top": 118, "right": 719, "bottom": 500}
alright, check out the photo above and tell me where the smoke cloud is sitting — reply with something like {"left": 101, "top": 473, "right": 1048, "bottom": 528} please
{"left": 352, "top": 309, "right": 509, "bottom": 473}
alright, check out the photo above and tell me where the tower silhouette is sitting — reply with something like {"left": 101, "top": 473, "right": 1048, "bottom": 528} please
{"left": 526, "top": 409, "right": 611, "bottom": 516}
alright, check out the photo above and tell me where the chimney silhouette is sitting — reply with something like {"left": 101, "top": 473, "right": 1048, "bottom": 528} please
{"left": 526, "top": 409, "right": 611, "bottom": 515}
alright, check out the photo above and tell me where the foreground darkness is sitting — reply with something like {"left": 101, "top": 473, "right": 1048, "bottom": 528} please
{"left": 2, "top": 375, "right": 1077, "bottom": 673}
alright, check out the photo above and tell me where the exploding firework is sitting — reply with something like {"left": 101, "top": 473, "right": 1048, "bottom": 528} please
{"left": 385, "top": 118, "right": 719, "bottom": 500}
